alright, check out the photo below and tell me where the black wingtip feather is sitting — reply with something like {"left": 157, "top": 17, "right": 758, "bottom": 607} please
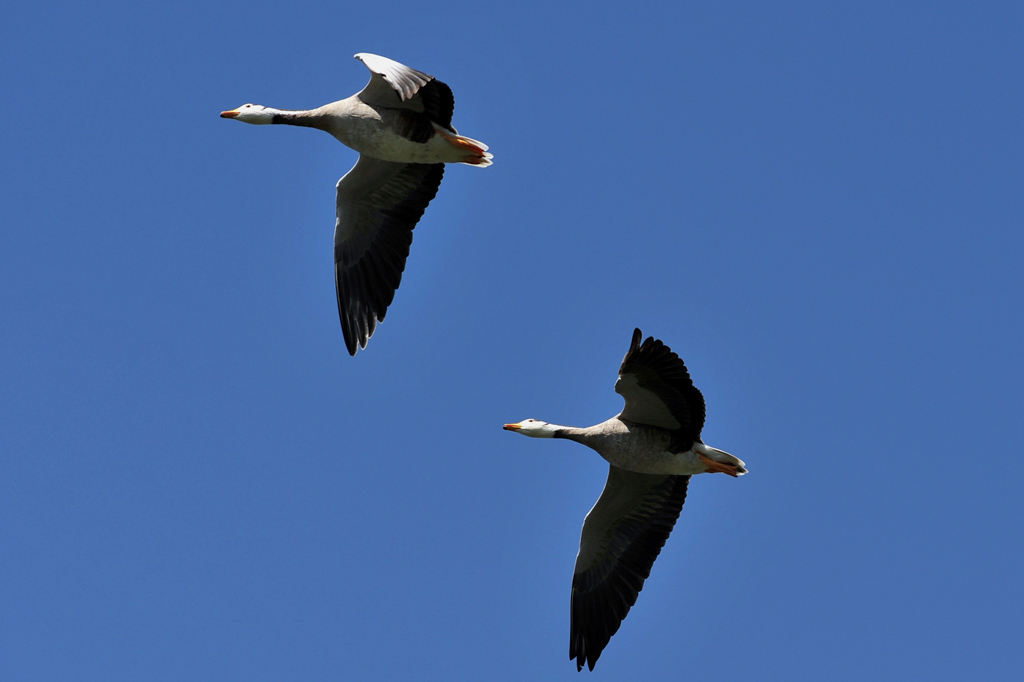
{"left": 618, "top": 327, "right": 707, "bottom": 441}
{"left": 419, "top": 79, "right": 456, "bottom": 131}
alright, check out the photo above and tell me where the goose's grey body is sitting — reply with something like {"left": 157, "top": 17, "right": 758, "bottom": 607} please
{"left": 504, "top": 329, "right": 746, "bottom": 671}
{"left": 546, "top": 418, "right": 720, "bottom": 476}
{"left": 221, "top": 53, "right": 491, "bottom": 355}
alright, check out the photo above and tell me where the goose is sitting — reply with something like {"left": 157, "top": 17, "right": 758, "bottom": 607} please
{"left": 503, "top": 328, "right": 746, "bottom": 671}
{"left": 221, "top": 53, "right": 491, "bottom": 355}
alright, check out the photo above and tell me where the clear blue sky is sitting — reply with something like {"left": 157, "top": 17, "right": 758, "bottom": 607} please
{"left": 3, "top": 1, "right": 1022, "bottom": 680}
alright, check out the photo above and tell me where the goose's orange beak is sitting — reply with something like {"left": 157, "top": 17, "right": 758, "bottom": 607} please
{"left": 503, "top": 423, "right": 521, "bottom": 431}
{"left": 220, "top": 109, "right": 240, "bottom": 118}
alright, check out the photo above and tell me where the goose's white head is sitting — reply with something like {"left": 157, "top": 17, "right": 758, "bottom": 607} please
{"left": 503, "top": 419, "right": 558, "bottom": 438}
{"left": 220, "top": 103, "right": 274, "bottom": 124}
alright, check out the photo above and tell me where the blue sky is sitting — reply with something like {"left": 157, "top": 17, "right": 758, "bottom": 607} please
{"left": 3, "top": 1, "right": 1023, "bottom": 680}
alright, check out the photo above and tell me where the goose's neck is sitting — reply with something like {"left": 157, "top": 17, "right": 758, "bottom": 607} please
{"left": 554, "top": 418, "right": 631, "bottom": 452}
{"left": 269, "top": 108, "right": 328, "bottom": 129}
{"left": 551, "top": 425, "right": 596, "bottom": 444}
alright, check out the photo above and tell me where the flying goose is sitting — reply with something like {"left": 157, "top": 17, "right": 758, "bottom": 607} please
{"left": 221, "top": 53, "right": 491, "bottom": 355}
{"left": 504, "top": 329, "right": 746, "bottom": 671}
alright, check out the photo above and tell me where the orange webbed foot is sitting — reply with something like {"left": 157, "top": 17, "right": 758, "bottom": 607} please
{"left": 699, "top": 453, "right": 741, "bottom": 477}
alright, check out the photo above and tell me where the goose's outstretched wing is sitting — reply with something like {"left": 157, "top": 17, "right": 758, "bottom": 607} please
{"left": 354, "top": 53, "right": 433, "bottom": 109}
{"left": 571, "top": 466, "right": 691, "bottom": 671}
{"left": 334, "top": 156, "right": 444, "bottom": 355}
{"left": 614, "top": 328, "right": 706, "bottom": 441}
{"left": 354, "top": 53, "right": 456, "bottom": 131}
